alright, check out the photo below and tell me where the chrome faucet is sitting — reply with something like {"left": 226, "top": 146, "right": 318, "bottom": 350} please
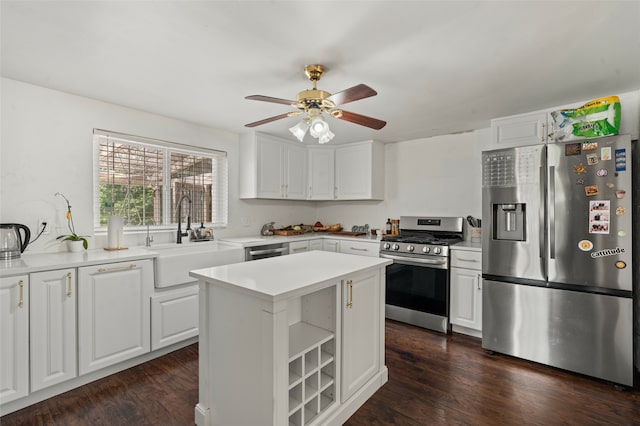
{"left": 145, "top": 223, "right": 154, "bottom": 247}
{"left": 176, "top": 194, "right": 192, "bottom": 244}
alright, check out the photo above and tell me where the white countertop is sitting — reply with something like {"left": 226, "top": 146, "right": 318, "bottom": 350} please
{"left": 452, "top": 241, "right": 482, "bottom": 251}
{"left": 218, "top": 233, "right": 380, "bottom": 247}
{"left": 0, "top": 241, "right": 243, "bottom": 277}
{"left": 190, "top": 250, "right": 392, "bottom": 302}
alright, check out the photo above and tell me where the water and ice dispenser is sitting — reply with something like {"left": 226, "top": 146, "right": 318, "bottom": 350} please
{"left": 493, "top": 203, "right": 526, "bottom": 241}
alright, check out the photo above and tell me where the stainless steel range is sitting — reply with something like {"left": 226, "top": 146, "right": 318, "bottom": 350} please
{"left": 379, "top": 216, "right": 463, "bottom": 333}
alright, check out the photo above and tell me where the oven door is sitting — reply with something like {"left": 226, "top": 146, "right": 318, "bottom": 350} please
{"left": 382, "top": 256, "right": 450, "bottom": 333}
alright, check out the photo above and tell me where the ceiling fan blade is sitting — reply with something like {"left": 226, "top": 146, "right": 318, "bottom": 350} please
{"left": 327, "top": 84, "right": 377, "bottom": 106}
{"left": 245, "top": 95, "right": 296, "bottom": 106}
{"left": 336, "top": 110, "right": 387, "bottom": 130}
{"left": 245, "top": 113, "right": 292, "bottom": 128}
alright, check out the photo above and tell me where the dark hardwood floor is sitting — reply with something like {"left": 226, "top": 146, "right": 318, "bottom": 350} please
{"left": 2, "top": 320, "right": 639, "bottom": 425}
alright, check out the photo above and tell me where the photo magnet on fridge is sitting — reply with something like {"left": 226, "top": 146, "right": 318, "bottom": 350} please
{"left": 615, "top": 148, "right": 627, "bottom": 172}
{"left": 586, "top": 153, "right": 599, "bottom": 165}
{"left": 601, "top": 147, "right": 612, "bottom": 160}
{"left": 565, "top": 143, "right": 582, "bottom": 156}
{"left": 584, "top": 185, "right": 599, "bottom": 197}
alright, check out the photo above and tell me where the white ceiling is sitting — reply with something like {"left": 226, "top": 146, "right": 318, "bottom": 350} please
{"left": 2, "top": 1, "right": 639, "bottom": 145}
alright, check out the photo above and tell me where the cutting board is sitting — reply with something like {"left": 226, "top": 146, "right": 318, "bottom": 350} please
{"left": 328, "top": 231, "right": 367, "bottom": 237}
{"left": 273, "top": 229, "right": 305, "bottom": 236}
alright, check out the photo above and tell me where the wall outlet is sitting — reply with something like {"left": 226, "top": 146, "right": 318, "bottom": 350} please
{"left": 37, "top": 217, "right": 50, "bottom": 234}
{"left": 240, "top": 216, "right": 251, "bottom": 226}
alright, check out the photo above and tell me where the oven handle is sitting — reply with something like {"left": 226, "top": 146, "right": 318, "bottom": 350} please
{"left": 248, "top": 248, "right": 288, "bottom": 256}
{"left": 380, "top": 254, "right": 448, "bottom": 268}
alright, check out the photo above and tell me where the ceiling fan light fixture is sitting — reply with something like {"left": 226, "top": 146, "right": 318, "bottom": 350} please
{"left": 318, "top": 129, "right": 335, "bottom": 144}
{"left": 309, "top": 117, "right": 329, "bottom": 138}
{"left": 289, "top": 120, "right": 309, "bottom": 142}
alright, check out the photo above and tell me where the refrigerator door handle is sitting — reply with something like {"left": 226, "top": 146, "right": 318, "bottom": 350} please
{"left": 539, "top": 165, "right": 545, "bottom": 260}
{"left": 549, "top": 165, "right": 555, "bottom": 259}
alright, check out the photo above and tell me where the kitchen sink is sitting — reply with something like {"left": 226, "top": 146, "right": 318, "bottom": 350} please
{"left": 150, "top": 242, "right": 244, "bottom": 288}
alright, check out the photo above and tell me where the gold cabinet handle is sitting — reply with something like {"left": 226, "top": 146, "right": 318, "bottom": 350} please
{"left": 67, "top": 272, "right": 73, "bottom": 297}
{"left": 97, "top": 263, "right": 136, "bottom": 273}
{"left": 18, "top": 279, "right": 24, "bottom": 308}
{"left": 346, "top": 279, "right": 353, "bottom": 309}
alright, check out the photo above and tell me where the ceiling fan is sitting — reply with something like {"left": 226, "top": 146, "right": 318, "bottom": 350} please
{"left": 244, "top": 64, "right": 386, "bottom": 143}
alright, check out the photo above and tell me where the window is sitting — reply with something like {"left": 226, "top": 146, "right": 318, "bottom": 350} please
{"left": 93, "top": 129, "right": 228, "bottom": 231}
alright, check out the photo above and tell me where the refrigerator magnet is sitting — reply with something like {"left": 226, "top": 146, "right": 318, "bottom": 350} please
{"left": 605, "top": 182, "right": 615, "bottom": 189}
{"left": 601, "top": 147, "right": 612, "bottom": 160}
{"left": 615, "top": 189, "right": 626, "bottom": 199}
{"left": 582, "top": 141, "right": 598, "bottom": 150}
{"left": 615, "top": 149, "right": 626, "bottom": 171}
{"left": 596, "top": 169, "right": 608, "bottom": 177}
{"left": 584, "top": 185, "right": 599, "bottom": 196}
{"left": 617, "top": 230, "right": 627, "bottom": 237}
{"left": 565, "top": 143, "right": 581, "bottom": 156}
{"left": 578, "top": 240, "right": 593, "bottom": 251}
{"left": 615, "top": 206, "right": 626, "bottom": 216}
{"left": 586, "top": 154, "right": 599, "bottom": 165}
{"left": 573, "top": 163, "right": 587, "bottom": 175}
{"left": 576, "top": 178, "right": 585, "bottom": 185}
{"left": 615, "top": 261, "right": 626, "bottom": 269}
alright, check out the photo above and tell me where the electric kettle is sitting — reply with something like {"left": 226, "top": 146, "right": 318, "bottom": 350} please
{"left": 0, "top": 223, "right": 31, "bottom": 259}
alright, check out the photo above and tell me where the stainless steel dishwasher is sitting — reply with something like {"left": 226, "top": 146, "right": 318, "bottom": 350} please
{"left": 245, "top": 242, "right": 289, "bottom": 261}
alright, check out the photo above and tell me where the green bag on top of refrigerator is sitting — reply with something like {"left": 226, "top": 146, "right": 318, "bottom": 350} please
{"left": 551, "top": 96, "right": 621, "bottom": 141}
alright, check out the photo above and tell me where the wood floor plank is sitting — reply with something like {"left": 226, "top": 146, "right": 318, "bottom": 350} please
{"left": 1, "top": 322, "right": 638, "bottom": 425}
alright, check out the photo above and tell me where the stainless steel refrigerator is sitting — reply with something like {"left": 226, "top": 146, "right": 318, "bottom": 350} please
{"left": 482, "top": 134, "right": 636, "bottom": 387}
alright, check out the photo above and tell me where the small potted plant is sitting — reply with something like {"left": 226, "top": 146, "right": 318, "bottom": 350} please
{"left": 56, "top": 192, "right": 89, "bottom": 251}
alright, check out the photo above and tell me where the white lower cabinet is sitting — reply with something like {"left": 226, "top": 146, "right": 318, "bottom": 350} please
{"left": 0, "top": 275, "right": 29, "bottom": 405}
{"left": 450, "top": 247, "right": 482, "bottom": 336}
{"left": 30, "top": 269, "right": 77, "bottom": 392}
{"left": 289, "top": 240, "right": 310, "bottom": 254}
{"left": 323, "top": 239, "right": 339, "bottom": 252}
{"left": 151, "top": 285, "right": 199, "bottom": 351}
{"left": 78, "top": 260, "right": 153, "bottom": 375}
{"left": 338, "top": 240, "right": 379, "bottom": 258}
{"left": 308, "top": 239, "right": 323, "bottom": 251}
{"left": 341, "top": 269, "right": 381, "bottom": 402}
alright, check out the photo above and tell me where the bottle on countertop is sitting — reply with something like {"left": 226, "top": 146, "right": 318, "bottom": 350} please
{"left": 386, "top": 218, "right": 392, "bottom": 234}
{"left": 392, "top": 219, "right": 400, "bottom": 235}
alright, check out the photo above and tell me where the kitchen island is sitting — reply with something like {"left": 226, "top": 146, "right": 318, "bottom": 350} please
{"left": 190, "top": 250, "right": 392, "bottom": 426}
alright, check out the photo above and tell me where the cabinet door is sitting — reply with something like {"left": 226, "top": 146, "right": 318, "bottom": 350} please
{"left": 30, "top": 269, "right": 77, "bottom": 392}
{"left": 335, "top": 144, "right": 372, "bottom": 199}
{"left": 450, "top": 267, "right": 482, "bottom": 331}
{"left": 78, "top": 260, "right": 153, "bottom": 375}
{"left": 284, "top": 144, "right": 307, "bottom": 199}
{"left": 490, "top": 111, "right": 548, "bottom": 148}
{"left": 308, "top": 239, "right": 323, "bottom": 251}
{"left": 323, "top": 239, "right": 340, "bottom": 252}
{"left": 257, "top": 137, "right": 284, "bottom": 198}
{"left": 0, "top": 275, "right": 29, "bottom": 404}
{"left": 307, "top": 147, "right": 335, "bottom": 200}
{"left": 341, "top": 269, "right": 380, "bottom": 402}
{"left": 289, "top": 240, "right": 309, "bottom": 254}
{"left": 151, "top": 285, "right": 199, "bottom": 350}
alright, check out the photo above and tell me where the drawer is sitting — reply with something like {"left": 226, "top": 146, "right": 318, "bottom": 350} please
{"left": 451, "top": 249, "right": 482, "bottom": 269}
{"left": 339, "top": 240, "right": 379, "bottom": 257}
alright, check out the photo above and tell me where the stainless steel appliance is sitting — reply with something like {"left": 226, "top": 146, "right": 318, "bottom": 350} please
{"left": 379, "top": 216, "right": 463, "bottom": 333}
{"left": 0, "top": 223, "right": 31, "bottom": 259}
{"left": 482, "top": 134, "right": 636, "bottom": 387}
{"left": 245, "top": 242, "right": 289, "bottom": 261}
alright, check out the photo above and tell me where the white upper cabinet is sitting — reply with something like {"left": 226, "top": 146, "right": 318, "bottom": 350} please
{"left": 334, "top": 141, "right": 384, "bottom": 200}
{"left": 490, "top": 111, "right": 550, "bottom": 149}
{"left": 307, "top": 147, "right": 335, "bottom": 200}
{"left": 241, "top": 132, "right": 385, "bottom": 201}
{"left": 240, "top": 132, "right": 307, "bottom": 199}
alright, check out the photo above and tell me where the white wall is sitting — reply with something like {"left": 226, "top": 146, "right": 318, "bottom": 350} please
{"left": 316, "top": 130, "right": 487, "bottom": 238}
{"left": 0, "top": 78, "right": 317, "bottom": 253}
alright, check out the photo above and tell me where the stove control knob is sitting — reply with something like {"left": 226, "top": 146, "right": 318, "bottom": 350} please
{"left": 407, "top": 245, "right": 415, "bottom": 252}
{"left": 433, "top": 247, "right": 442, "bottom": 254}
{"left": 423, "top": 246, "right": 431, "bottom": 253}
{"left": 383, "top": 243, "right": 391, "bottom": 250}
{"left": 392, "top": 244, "right": 400, "bottom": 251}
